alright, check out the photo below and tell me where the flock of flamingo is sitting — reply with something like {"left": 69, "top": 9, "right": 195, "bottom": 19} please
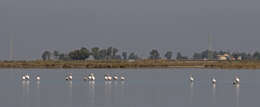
{"left": 21, "top": 73, "right": 241, "bottom": 86}
{"left": 21, "top": 73, "right": 126, "bottom": 81}
{"left": 189, "top": 74, "right": 240, "bottom": 86}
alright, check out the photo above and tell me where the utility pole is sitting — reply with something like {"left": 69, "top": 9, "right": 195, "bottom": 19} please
{"left": 208, "top": 33, "right": 213, "bottom": 60}
{"left": 9, "top": 34, "right": 14, "bottom": 61}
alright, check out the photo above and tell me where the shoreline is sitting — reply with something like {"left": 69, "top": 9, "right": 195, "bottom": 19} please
{"left": 1, "top": 60, "right": 260, "bottom": 69}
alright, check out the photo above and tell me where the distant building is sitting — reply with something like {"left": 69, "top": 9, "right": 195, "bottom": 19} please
{"left": 237, "top": 56, "right": 242, "bottom": 60}
{"left": 217, "top": 53, "right": 230, "bottom": 60}
{"left": 128, "top": 59, "right": 136, "bottom": 62}
{"left": 87, "top": 56, "right": 95, "bottom": 61}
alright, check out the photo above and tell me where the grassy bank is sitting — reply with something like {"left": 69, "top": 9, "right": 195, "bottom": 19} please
{"left": 1, "top": 60, "right": 260, "bottom": 69}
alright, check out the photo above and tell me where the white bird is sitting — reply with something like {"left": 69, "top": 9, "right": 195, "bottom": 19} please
{"left": 22, "top": 75, "right": 26, "bottom": 80}
{"left": 88, "top": 73, "right": 95, "bottom": 81}
{"left": 104, "top": 73, "right": 109, "bottom": 81}
{"left": 107, "top": 74, "right": 113, "bottom": 81}
{"left": 113, "top": 73, "right": 119, "bottom": 80}
{"left": 120, "top": 73, "right": 126, "bottom": 81}
{"left": 120, "top": 76, "right": 126, "bottom": 81}
{"left": 65, "top": 73, "right": 72, "bottom": 81}
{"left": 91, "top": 76, "right": 96, "bottom": 81}
{"left": 83, "top": 75, "right": 88, "bottom": 81}
{"left": 189, "top": 75, "right": 194, "bottom": 82}
{"left": 22, "top": 74, "right": 30, "bottom": 81}
{"left": 88, "top": 75, "right": 92, "bottom": 80}
{"left": 233, "top": 76, "right": 240, "bottom": 85}
{"left": 211, "top": 77, "right": 216, "bottom": 84}
{"left": 35, "top": 75, "right": 40, "bottom": 81}
{"left": 25, "top": 74, "right": 30, "bottom": 80}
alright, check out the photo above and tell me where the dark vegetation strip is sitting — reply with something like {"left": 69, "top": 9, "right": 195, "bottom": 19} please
{"left": 1, "top": 60, "right": 260, "bottom": 69}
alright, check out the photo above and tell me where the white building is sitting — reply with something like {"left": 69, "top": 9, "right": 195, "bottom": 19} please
{"left": 217, "top": 54, "right": 230, "bottom": 60}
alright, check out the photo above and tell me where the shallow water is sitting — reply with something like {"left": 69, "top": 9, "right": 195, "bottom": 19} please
{"left": 0, "top": 68, "right": 260, "bottom": 107}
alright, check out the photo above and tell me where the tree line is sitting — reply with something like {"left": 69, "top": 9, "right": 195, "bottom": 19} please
{"left": 42, "top": 47, "right": 260, "bottom": 61}
{"left": 41, "top": 47, "right": 178, "bottom": 61}
{"left": 42, "top": 47, "right": 140, "bottom": 61}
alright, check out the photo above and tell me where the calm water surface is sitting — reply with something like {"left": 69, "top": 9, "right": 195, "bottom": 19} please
{"left": 0, "top": 68, "right": 260, "bottom": 107}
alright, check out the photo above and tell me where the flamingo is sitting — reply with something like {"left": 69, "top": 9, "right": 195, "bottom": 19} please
{"left": 65, "top": 73, "right": 72, "bottom": 81}
{"left": 189, "top": 74, "right": 194, "bottom": 82}
{"left": 120, "top": 73, "right": 126, "bottom": 81}
{"left": 211, "top": 77, "right": 216, "bottom": 84}
{"left": 113, "top": 73, "right": 119, "bottom": 80}
{"left": 35, "top": 75, "right": 40, "bottom": 81}
{"left": 233, "top": 76, "right": 240, "bottom": 85}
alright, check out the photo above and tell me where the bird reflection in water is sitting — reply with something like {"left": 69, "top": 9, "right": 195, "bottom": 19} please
{"left": 212, "top": 83, "right": 216, "bottom": 96}
{"left": 65, "top": 80, "right": 73, "bottom": 107}
{"left": 235, "top": 84, "right": 240, "bottom": 107}
{"left": 104, "top": 81, "right": 112, "bottom": 106}
{"left": 105, "top": 81, "right": 112, "bottom": 86}
{"left": 66, "top": 81, "right": 73, "bottom": 88}
{"left": 36, "top": 81, "right": 40, "bottom": 89}
{"left": 22, "top": 80, "right": 30, "bottom": 107}
{"left": 89, "top": 81, "right": 95, "bottom": 89}
{"left": 212, "top": 83, "right": 216, "bottom": 105}
{"left": 189, "top": 82, "right": 194, "bottom": 106}
{"left": 36, "top": 81, "right": 41, "bottom": 107}
{"left": 22, "top": 80, "right": 30, "bottom": 88}
{"left": 114, "top": 81, "right": 118, "bottom": 86}
{"left": 88, "top": 81, "right": 95, "bottom": 107}
{"left": 120, "top": 81, "right": 125, "bottom": 86}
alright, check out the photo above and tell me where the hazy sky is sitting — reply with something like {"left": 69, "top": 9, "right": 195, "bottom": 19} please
{"left": 1, "top": 0, "right": 260, "bottom": 60}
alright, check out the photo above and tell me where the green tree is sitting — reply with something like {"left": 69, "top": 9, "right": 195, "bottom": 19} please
{"left": 42, "top": 51, "right": 51, "bottom": 61}
{"left": 164, "top": 51, "right": 173, "bottom": 60}
{"left": 68, "top": 47, "right": 90, "bottom": 60}
{"left": 106, "top": 47, "right": 113, "bottom": 59}
{"left": 106, "top": 47, "right": 119, "bottom": 59}
{"left": 58, "top": 53, "right": 70, "bottom": 61}
{"left": 128, "top": 52, "right": 138, "bottom": 60}
{"left": 112, "top": 48, "right": 119, "bottom": 57}
{"left": 53, "top": 50, "right": 59, "bottom": 60}
{"left": 122, "top": 52, "right": 128, "bottom": 60}
{"left": 58, "top": 53, "right": 65, "bottom": 60}
{"left": 99, "top": 49, "right": 107, "bottom": 60}
{"left": 176, "top": 52, "right": 188, "bottom": 60}
{"left": 192, "top": 52, "right": 202, "bottom": 59}
{"left": 91, "top": 47, "right": 100, "bottom": 60}
{"left": 253, "top": 51, "right": 260, "bottom": 60}
{"left": 149, "top": 49, "right": 160, "bottom": 60}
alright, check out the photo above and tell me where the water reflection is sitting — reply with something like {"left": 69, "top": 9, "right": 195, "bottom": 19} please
{"left": 89, "top": 81, "right": 95, "bottom": 88}
{"left": 22, "top": 81, "right": 30, "bottom": 88}
{"left": 235, "top": 85, "right": 240, "bottom": 107}
{"left": 212, "top": 84, "right": 216, "bottom": 105}
{"left": 105, "top": 81, "right": 112, "bottom": 86}
{"left": 66, "top": 81, "right": 72, "bottom": 107}
{"left": 105, "top": 81, "right": 112, "bottom": 106}
{"left": 88, "top": 81, "right": 95, "bottom": 107}
{"left": 120, "top": 81, "right": 125, "bottom": 86}
{"left": 36, "top": 81, "right": 41, "bottom": 107}
{"left": 66, "top": 81, "right": 73, "bottom": 88}
{"left": 189, "top": 82, "right": 194, "bottom": 105}
{"left": 119, "top": 81, "right": 127, "bottom": 104}
{"left": 22, "top": 81, "right": 30, "bottom": 107}
{"left": 36, "top": 81, "right": 40, "bottom": 89}
{"left": 114, "top": 81, "right": 118, "bottom": 86}
{"left": 105, "top": 81, "right": 112, "bottom": 96}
